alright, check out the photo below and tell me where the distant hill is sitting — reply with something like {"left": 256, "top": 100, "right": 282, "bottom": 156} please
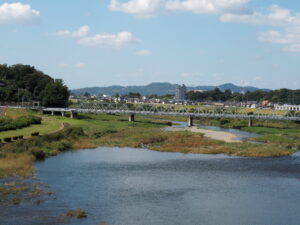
{"left": 71, "top": 82, "right": 271, "bottom": 96}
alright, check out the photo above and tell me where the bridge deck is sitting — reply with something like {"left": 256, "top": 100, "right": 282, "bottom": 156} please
{"left": 42, "top": 108, "right": 300, "bottom": 121}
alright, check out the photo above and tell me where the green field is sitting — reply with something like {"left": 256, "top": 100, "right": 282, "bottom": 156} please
{"left": 0, "top": 116, "right": 62, "bottom": 140}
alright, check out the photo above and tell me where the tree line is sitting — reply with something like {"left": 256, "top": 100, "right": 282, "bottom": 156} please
{"left": 186, "top": 88, "right": 300, "bottom": 104}
{"left": 0, "top": 64, "right": 69, "bottom": 107}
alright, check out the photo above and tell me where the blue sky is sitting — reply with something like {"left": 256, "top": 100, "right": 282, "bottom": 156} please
{"left": 0, "top": 0, "right": 299, "bottom": 89}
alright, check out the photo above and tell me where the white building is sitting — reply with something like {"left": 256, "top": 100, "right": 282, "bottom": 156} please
{"left": 275, "top": 104, "right": 300, "bottom": 111}
{"left": 175, "top": 84, "right": 186, "bottom": 101}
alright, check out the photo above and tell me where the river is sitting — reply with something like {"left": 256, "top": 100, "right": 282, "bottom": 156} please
{"left": 165, "top": 121, "right": 259, "bottom": 141}
{"left": 2, "top": 147, "right": 300, "bottom": 225}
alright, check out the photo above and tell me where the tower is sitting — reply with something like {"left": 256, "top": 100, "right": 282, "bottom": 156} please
{"left": 175, "top": 84, "right": 186, "bottom": 101}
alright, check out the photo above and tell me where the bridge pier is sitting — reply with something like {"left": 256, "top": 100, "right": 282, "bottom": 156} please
{"left": 129, "top": 114, "right": 135, "bottom": 122}
{"left": 70, "top": 111, "right": 78, "bottom": 119}
{"left": 51, "top": 111, "right": 54, "bottom": 116}
{"left": 61, "top": 111, "right": 65, "bottom": 117}
{"left": 188, "top": 116, "right": 194, "bottom": 127}
{"left": 248, "top": 118, "right": 253, "bottom": 127}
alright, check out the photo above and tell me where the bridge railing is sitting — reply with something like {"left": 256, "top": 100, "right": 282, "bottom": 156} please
{"left": 34, "top": 103, "right": 299, "bottom": 121}
{"left": 76, "top": 103, "right": 299, "bottom": 115}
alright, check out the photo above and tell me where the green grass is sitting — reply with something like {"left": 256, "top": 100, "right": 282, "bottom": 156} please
{"left": 242, "top": 127, "right": 300, "bottom": 135}
{"left": 0, "top": 111, "right": 170, "bottom": 177}
{"left": 55, "top": 113, "right": 168, "bottom": 136}
{"left": 0, "top": 109, "right": 299, "bottom": 178}
{"left": 94, "top": 127, "right": 296, "bottom": 157}
{"left": 242, "top": 126, "right": 300, "bottom": 149}
{"left": 0, "top": 108, "right": 63, "bottom": 140}
{"left": 0, "top": 116, "right": 62, "bottom": 140}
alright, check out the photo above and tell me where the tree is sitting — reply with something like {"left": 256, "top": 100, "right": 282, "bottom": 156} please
{"left": 0, "top": 64, "right": 70, "bottom": 107}
{"left": 126, "top": 92, "right": 141, "bottom": 98}
{"left": 186, "top": 87, "right": 300, "bottom": 104}
{"left": 41, "top": 79, "right": 69, "bottom": 107}
{"left": 224, "top": 89, "right": 232, "bottom": 101}
{"left": 83, "top": 92, "right": 91, "bottom": 98}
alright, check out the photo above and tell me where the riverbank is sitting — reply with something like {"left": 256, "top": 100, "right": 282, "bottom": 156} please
{"left": 1, "top": 110, "right": 298, "bottom": 177}
{"left": 0, "top": 109, "right": 299, "bottom": 206}
{"left": 148, "top": 115, "right": 300, "bottom": 150}
{"left": 170, "top": 126, "right": 241, "bottom": 143}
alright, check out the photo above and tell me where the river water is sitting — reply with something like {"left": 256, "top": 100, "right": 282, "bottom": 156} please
{"left": 166, "top": 121, "right": 259, "bottom": 141}
{"left": 2, "top": 147, "right": 300, "bottom": 225}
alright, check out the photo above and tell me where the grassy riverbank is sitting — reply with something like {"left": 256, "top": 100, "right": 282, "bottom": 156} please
{"left": 1, "top": 109, "right": 299, "bottom": 179}
{"left": 0, "top": 109, "right": 298, "bottom": 205}
{"left": 0, "top": 110, "right": 171, "bottom": 205}
{"left": 0, "top": 109, "right": 62, "bottom": 140}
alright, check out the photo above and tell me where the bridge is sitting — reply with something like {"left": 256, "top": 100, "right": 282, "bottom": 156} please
{"left": 42, "top": 103, "right": 300, "bottom": 127}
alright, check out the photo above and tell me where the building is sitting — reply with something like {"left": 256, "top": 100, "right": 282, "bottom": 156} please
{"left": 175, "top": 84, "right": 186, "bottom": 101}
{"left": 275, "top": 104, "right": 300, "bottom": 111}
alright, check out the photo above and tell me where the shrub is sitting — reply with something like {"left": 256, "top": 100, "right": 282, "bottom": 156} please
{"left": 65, "top": 127, "right": 85, "bottom": 138}
{"left": 0, "top": 116, "right": 42, "bottom": 132}
{"left": 91, "top": 129, "right": 116, "bottom": 138}
{"left": 4, "top": 137, "right": 12, "bottom": 142}
{"left": 13, "top": 136, "right": 19, "bottom": 141}
{"left": 220, "top": 119, "right": 230, "bottom": 125}
{"left": 31, "top": 149, "right": 46, "bottom": 160}
{"left": 31, "top": 132, "right": 39, "bottom": 137}
{"left": 54, "top": 140, "right": 72, "bottom": 151}
{"left": 18, "top": 135, "right": 24, "bottom": 139}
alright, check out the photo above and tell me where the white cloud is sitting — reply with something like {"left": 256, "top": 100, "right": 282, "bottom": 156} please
{"left": 0, "top": 2, "right": 40, "bottom": 24}
{"left": 53, "top": 26, "right": 139, "bottom": 48}
{"left": 258, "top": 26, "right": 300, "bottom": 52}
{"left": 258, "top": 30, "right": 291, "bottom": 44}
{"left": 53, "top": 26, "right": 90, "bottom": 38}
{"left": 165, "top": 0, "right": 249, "bottom": 14}
{"left": 136, "top": 49, "right": 152, "bottom": 55}
{"left": 58, "top": 63, "right": 70, "bottom": 68}
{"left": 254, "top": 76, "right": 263, "bottom": 82}
{"left": 108, "top": 1, "right": 300, "bottom": 53}
{"left": 109, "top": 0, "right": 250, "bottom": 16}
{"left": 109, "top": 0, "right": 162, "bottom": 17}
{"left": 78, "top": 31, "right": 139, "bottom": 47}
{"left": 75, "top": 63, "right": 86, "bottom": 68}
{"left": 220, "top": 5, "right": 297, "bottom": 26}
{"left": 221, "top": 5, "right": 300, "bottom": 53}
{"left": 58, "top": 63, "right": 86, "bottom": 69}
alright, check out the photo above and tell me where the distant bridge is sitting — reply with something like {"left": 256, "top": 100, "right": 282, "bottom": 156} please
{"left": 42, "top": 103, "right": 300, "bottom": 127}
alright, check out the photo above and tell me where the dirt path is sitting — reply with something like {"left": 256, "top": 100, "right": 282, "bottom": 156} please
{"left": 170, "top": 126, "right": 241, "bottom": 143}
{"left": 47, "top": 122, "right": 66, "bottom": 134}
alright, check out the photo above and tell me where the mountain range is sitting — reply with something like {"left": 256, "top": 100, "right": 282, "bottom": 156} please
{"left": 71, "top": 82, "right": 271, "bottom": 96}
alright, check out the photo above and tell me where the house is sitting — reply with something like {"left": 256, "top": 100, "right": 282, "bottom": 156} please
{"left": 274, "top": 104, "right": 300, "bottom": 111}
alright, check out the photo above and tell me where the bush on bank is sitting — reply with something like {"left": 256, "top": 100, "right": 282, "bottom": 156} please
{"left": 0, "top": 116, "right": 42, "bottom": 132}
{"left": 1, "top": 126, "right": 85, "bottom": 160}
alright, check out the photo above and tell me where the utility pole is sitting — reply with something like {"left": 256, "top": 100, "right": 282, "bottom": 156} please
{"left": 17, "top": 88, "right": 20, "bottom": 108}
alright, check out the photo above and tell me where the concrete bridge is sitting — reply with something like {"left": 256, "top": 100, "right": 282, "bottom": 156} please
{"left": 42, "top": 108, "right": 78, "bottom": 118}
{"left": 42, "top": 103, "right": 300, "bottom": 127}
